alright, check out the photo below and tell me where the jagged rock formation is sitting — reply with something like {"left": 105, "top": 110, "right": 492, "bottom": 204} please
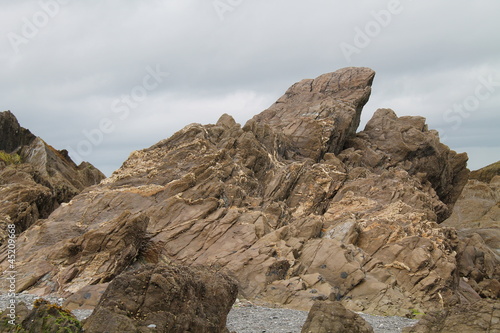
{"left": 341, "top": 108, "right": 469, "bottom": 221}
{"left": 83, "top": 264, "right": 237, "bottom": 333}
{"left": 0, "top": 111, "right": 104, "bottom": 242}
{"left": 301, "top": 301, "right": 374, "bottom": 333}
{"left": 443, "top": 163, "right": 500, "bottom": 300}
{"left": 470, "top": 160, "right": 500, "bottom": 183}
{"left": 0, "top": 68, "right": 491, "bottom": 317}
{"left": 402, "top": 299, "right": 500, "bottom": 333}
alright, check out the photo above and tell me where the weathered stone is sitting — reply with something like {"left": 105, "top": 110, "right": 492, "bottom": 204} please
{"left": 83, "top": 264, "right": 238, "bottom": 333}
{"left": 443, "top": 166, "right": 500, "bottom": 298}
{"left": 341, "top": 108, "right": 469, "bottom": 221}
{"left": 0, "top": 68, "right": 490, "bottom": 318}
{"left": 0, "top": 111, "right": 105, "bottom": 243}
{"left": 0, "top": 111, "right": 36, "bottom": 153}
{"left": 470, "top": 160, "right": 500, "bottom": 183}
{"left": 250, "top": 67, "right": 375, "bottom": 160}
{"left": 301, "top": 301, "right": 374, "bottom": 333}
{"left": 403, "top": 299, "right": 500, "bottom": 333}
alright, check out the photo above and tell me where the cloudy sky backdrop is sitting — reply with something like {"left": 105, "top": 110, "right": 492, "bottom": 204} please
{"left": 1, "top": 1, "right": 499, "bottom": 176}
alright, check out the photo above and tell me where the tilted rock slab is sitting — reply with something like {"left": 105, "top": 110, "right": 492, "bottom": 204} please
{"left": 0, "top": 111, "right": 104, "bottom": 243}
{"left": 0, "top": 68, "right": 488, "bottom": 316}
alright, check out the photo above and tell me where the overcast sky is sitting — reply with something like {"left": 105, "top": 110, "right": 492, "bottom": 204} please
{"left": 1, "top": 1, "right": 499, "bottom": 176}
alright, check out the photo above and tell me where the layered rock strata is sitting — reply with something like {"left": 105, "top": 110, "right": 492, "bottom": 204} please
{"left": 1, "top": 68, "right": 491, "bottom": 316}
{"left": 0, "top": 111, "right": 104, "bottom": 242}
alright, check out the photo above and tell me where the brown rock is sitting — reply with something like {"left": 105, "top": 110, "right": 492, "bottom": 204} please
{"left": 301, "top": 301, "right": 374, "bottom": 333}
{"left": 0, "top": 110, "right": 36, "bottom": 153}
{"left": 63, "top": 284, "right": 109, "bottom": 311}
{"left": 250, "top": 67, "right": 375, "bottom": 160}
{"left": 470, "top": 160, "right": 500, "bottom": 183}
{"left": 403, "top": 299, "right": 500, "bottom": 333}
{"left": 83, "top": 264, "right": 238, "bottom": 333}
{"left": 443, "top": 168, "right": 500, "bottom": 298}
{"left": 341, "top": 108, "right": 469, "bottom": 221}
{"left": 0, "top": 111, "right": 105, "bottom": 243}
{"left": 0, "top": 68, "right": 485, "bottom": 317}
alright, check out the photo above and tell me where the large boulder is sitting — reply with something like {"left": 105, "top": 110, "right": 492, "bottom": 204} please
{"left": 0, "top": 111, "right": 105, "bottom": 243}
{"left": 301, "top": 301, "right": 374, "bottom": 333}
{"left": 83, "top": 264, "right": 238, "bottom": 333}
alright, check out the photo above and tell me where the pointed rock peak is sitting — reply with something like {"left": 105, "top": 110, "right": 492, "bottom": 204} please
{"left": 0, "top": 110, "right": 36, "bottom": 153}
{"left": 249, "top": 67, "right": 376, "bottom": 160}
{"left": 288, "top": 67, "right": 375, "bottom": 101}
{"left": 216, "top": 113, "right": 238, "bottom": 128}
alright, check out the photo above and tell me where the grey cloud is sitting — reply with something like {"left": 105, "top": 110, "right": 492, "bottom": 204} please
{"left": 1, "top": 0, "right": 499, "bottom": 176}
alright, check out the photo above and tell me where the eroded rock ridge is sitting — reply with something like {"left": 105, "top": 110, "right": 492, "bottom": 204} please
{"left": 2, "top": 68, "right": 496, "bottom": 318}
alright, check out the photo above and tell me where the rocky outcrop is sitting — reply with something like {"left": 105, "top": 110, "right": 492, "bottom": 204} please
{"left": 0, "top": 111, "right": 104, "bottom": 243}
{"left": 443, "top": 164, "right": 500, "bottom": 301}
{"left": 341, "top": 108, "right": 469, "bottom": 221}
{"left": 301, "top": 301, "right": 374, "bottom": 333}
{"left": 402, "top": 299, "right": 500, "bottom": 333}
{"left": 0, "top": 68, "right": 482, "bottom": 317}
{"left": 470, "top": 160, "right": 500, "bottom": 183}
{"left": 83, "top": 264, "right": 238, "bottom": 333}
{"left": 250, "top": 67, "right": 375, "bottom": 160}
{"left": 0, "top": 111, "right": 36, "bottom": 153}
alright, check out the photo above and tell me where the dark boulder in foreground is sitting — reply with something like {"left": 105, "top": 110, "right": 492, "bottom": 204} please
{"left": 83, "top": 263, "right": 238, "bottom": 333}
{"left": 301, "top": 300, "right": 374, "bottom": 333}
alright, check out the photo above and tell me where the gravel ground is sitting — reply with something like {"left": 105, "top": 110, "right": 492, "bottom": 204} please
{"left": 227, "top": 300, "right": 418, "bottom": 333}
{"left": 1, "top": 294, "right": 418, "bottom": 332}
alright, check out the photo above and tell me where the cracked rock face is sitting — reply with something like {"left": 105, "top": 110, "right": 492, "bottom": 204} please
{"left": 403, "top": 299, "right": 500, "bottom": 333}
{"left": 0, "top": 68, "right": 490, "bottom": 316}
{"left": 443, "top": 164, "right": 500, "bottom": 300}
{"left": 83, "top": 264, "right": 237, "bottom": 333}
{"left": 0, "top": 111, "right": 105, "bottom": 244}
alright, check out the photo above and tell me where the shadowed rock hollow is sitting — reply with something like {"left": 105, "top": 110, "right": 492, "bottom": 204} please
{"left": 1, "top": 67, "right": 493, "bottom": 317}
